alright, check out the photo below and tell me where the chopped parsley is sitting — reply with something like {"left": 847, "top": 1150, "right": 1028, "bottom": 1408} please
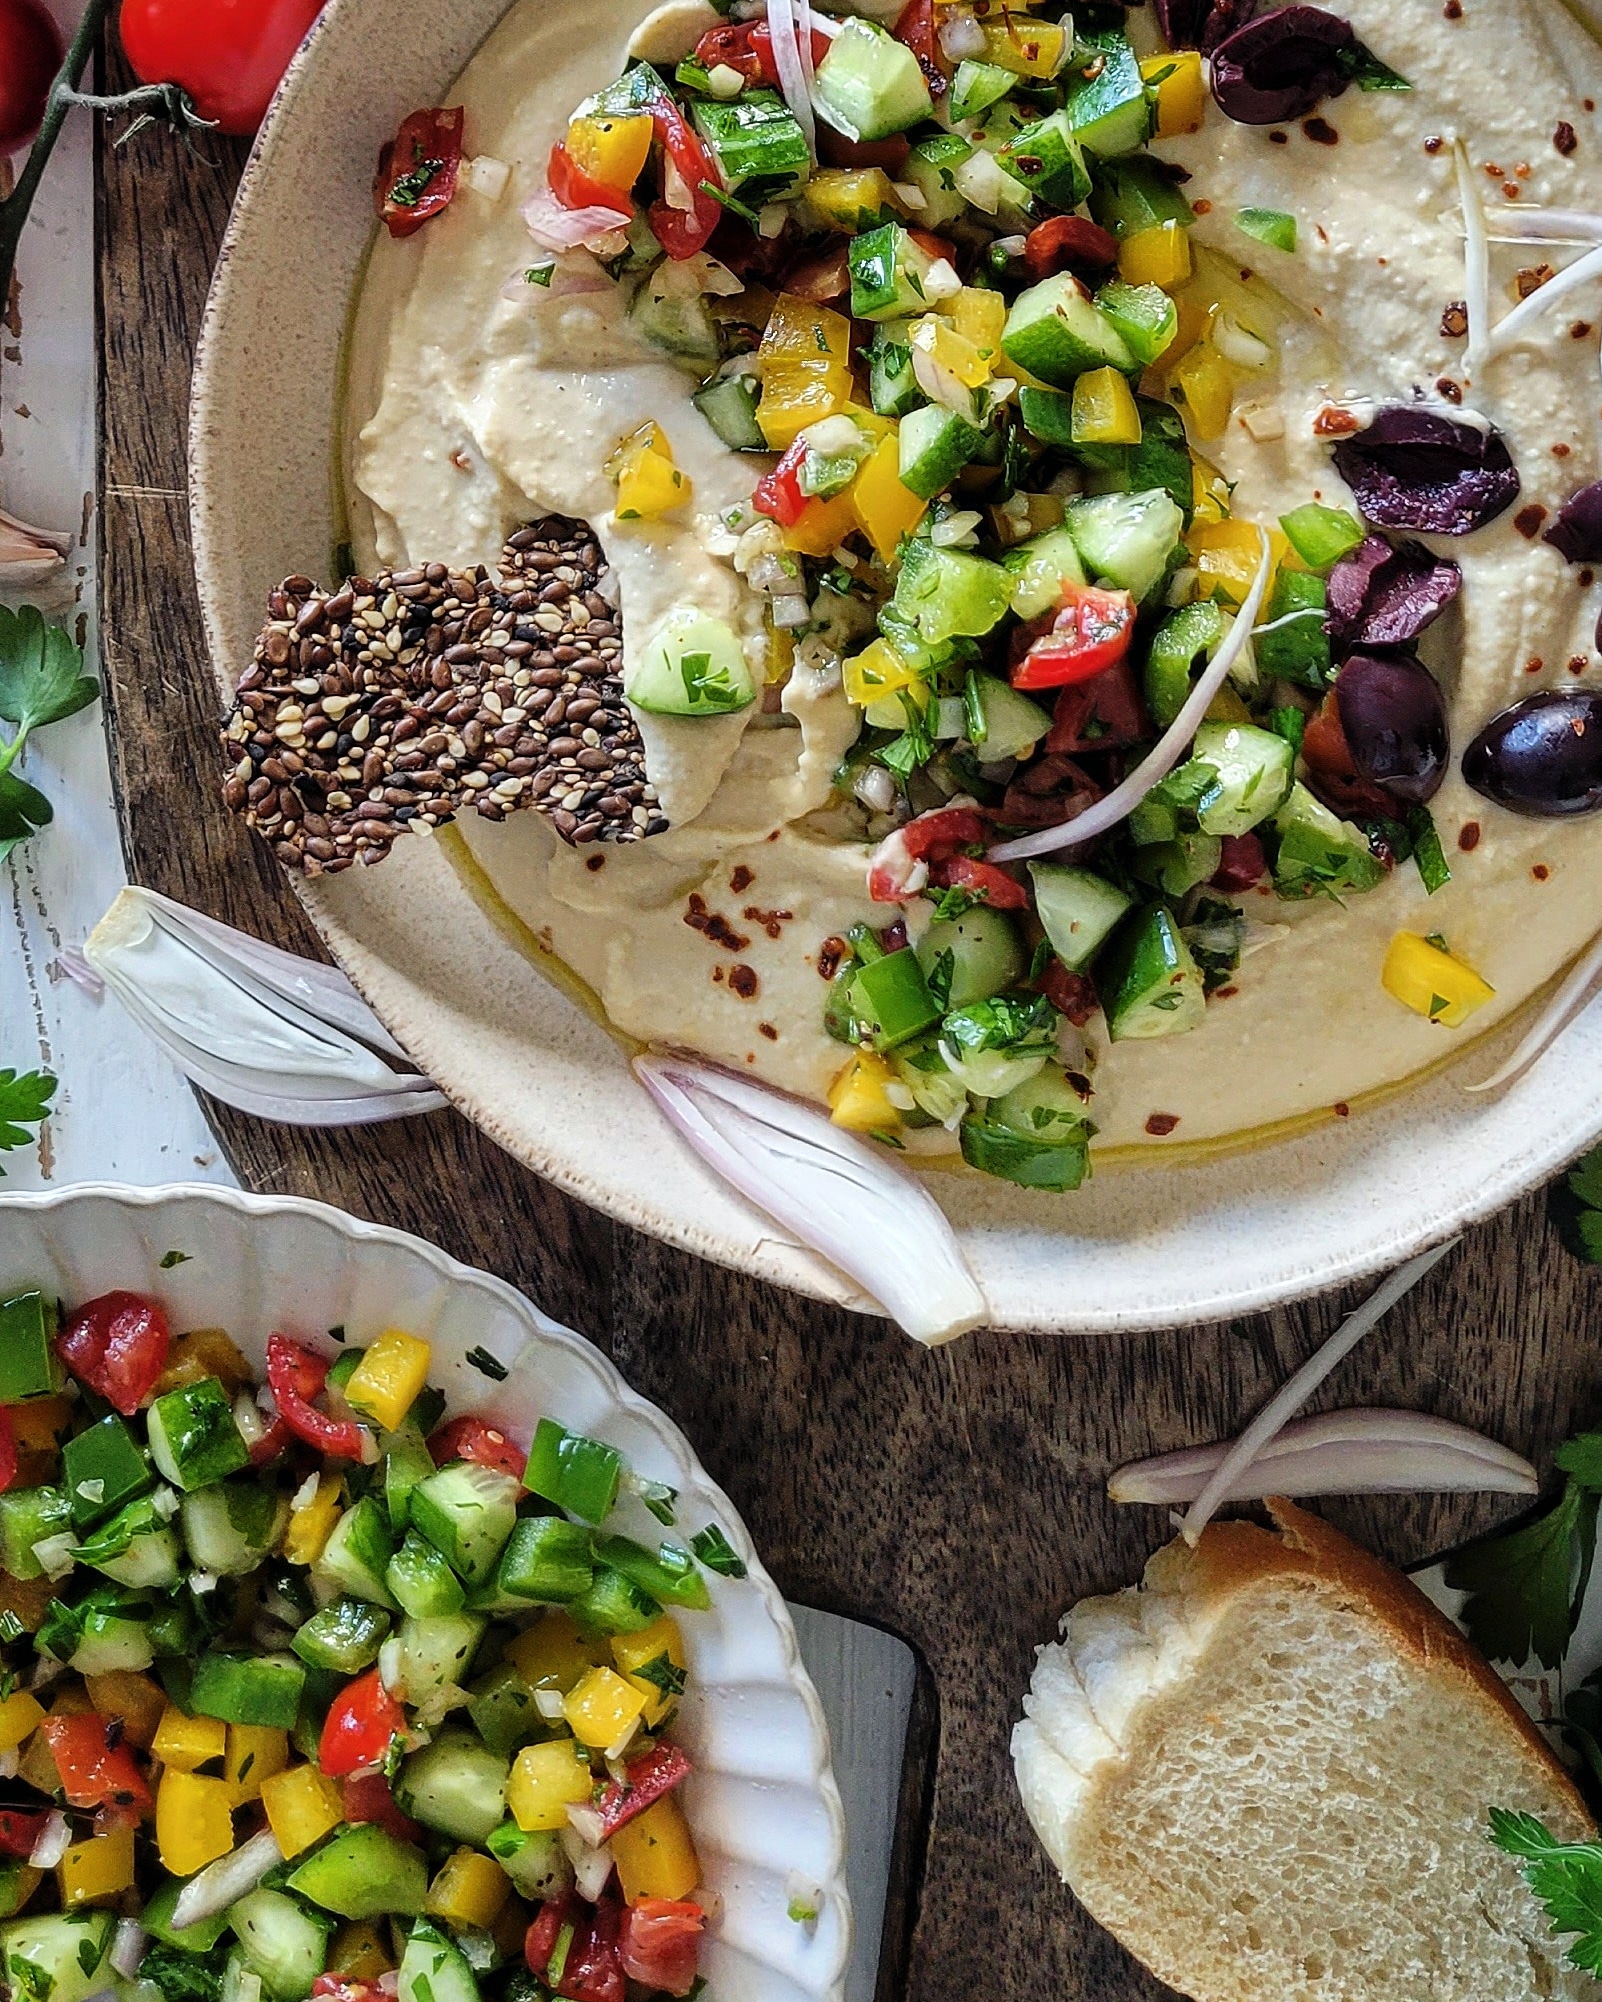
{"left": 691, "top": 1524, "right": 747, "bottom": 1578}
{"left": 464, "top": 1346, "right": 509, "bottom": 1382}
{"left": 389, "top": 158, "right": 444, "bottom": 209}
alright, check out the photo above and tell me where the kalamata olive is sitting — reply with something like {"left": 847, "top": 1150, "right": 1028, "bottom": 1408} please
{"left": 1325, "top": 534, "right": 1461, "bottom": 649}
{"left": 1156, "top": 0, "right": 1256, "bottom": 52}
{"left": 1300, "top": 691, "right": 1393, "bottom": 819}
{"left": 1463, "top": 690, "right": 1602, "bottom": 816}
{"left": 1334, "top": 650, "right": 1450, "bottom": 807}
{"left": 1000, "top": 754, "right": 1103, "bottom": 831}
{"left": 1209, "top": 5, "right": 1354, "bottom": 125}
{"left": 1331, "top": 406, "right": 1521, "bottom": 536}
{"left": 1544, "top": 479, "right": 1602, "bottom": 565}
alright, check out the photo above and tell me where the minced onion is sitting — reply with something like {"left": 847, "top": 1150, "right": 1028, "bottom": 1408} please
{"left": 31, "top": 1533, "right": 75, "bottom": 1581}
{"left": 560, "top": 1824, "right": 616, "bottom": 1902}
{"left": 939, "top": 10, "right": 988, "bottom": 59}
{"left": 171, "top": 1830, "right": 284, "bottom": 1928}
{"left": 1466, "top": 925, "right": 1602, "bottom": 1093}
{"left": 111, "top": 1922, "right": 148, "bottom": 1981}
{"left": 951, "top": 148, "right": 1012, "bottom": 214}
{"left": 1210, "top": 311, "right": 1273, "bottom": 371}
{"left": 29, "top": 1812, "right": 70, "bottom": 1869}
{"left": 990, "top": 531, "right": 1273, "bottom": 864}
{"left": 853, "top": 764, "right": 899, "bottom": 814}
{"left": 461, "top": 155, "right": 511, "bottom": 201}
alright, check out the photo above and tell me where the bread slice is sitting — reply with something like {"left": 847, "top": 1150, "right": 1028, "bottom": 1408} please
{"left": 1013, "top": 1499, "right": 1601, "bottom": 2002}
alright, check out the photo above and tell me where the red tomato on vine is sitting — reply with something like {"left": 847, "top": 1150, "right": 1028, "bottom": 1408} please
{"left": 118, "top": 0, "right": 323, "bottom": 136}
{"left": 0, "top": 0, "right": 63, "bottom": 156}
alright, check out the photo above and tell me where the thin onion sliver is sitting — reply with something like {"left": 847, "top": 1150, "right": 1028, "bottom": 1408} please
{"left": 1487, "top": 239, "right": 1602, "bottom": 354}
{"left": 767, "top": 0, "right": 817, "bottom": 158}
{"left": 1466, "top": 926, "right": 1602, "bottom": 1093}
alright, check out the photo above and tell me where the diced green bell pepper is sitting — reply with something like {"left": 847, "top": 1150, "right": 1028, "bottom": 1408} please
{"left": 848, "top": 949, "right": 943, "bottom": 1052}
{"left": 1255, "top": 569, "right": 1331, "bottom": 688}
{"left": 495, "top": 1517, "right": 596, "bottom": 1604}
{"left": 0, "top": 1486, "right": 70, "bottom": 1582}
{"left": 591, "top": 1534, "right": 711, "bottom": 1612}
{"left": 190, "top": 1648, "right": 307, "bottom": 1729}
{"left": 569, "top": 1565, "right": 663, "bottom": 1639}
{"left": 1088, "top": 155, "right": 1195, "bottom": 239}
{"left": 292, "top": 1598, "right": 392, "bottom": 1675}
{"left": 523, "top": 1420, "right": 622, "bottom": 1526}
{"left": 1062, "top": 31, "right": 1151, "bottom": 158}
{"left": 0, "top": 1294, "right": 61, "bottom": 1401}
{"left": 1278, "top": 501, "right": 1365, "bottom": 571}
{"left": 1143, "top": 600, "right": 1226, "bottom": 729}
{"left": 1093, "top": 280, "right": 1177, "bottom": 369}
{"left": 62, "top": 1416, "right": 152, "bottom": 1530}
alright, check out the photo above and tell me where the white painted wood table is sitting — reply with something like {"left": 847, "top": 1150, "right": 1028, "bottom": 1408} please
{"left": 0, "top": 13, "right": 912, "bottom": 1991}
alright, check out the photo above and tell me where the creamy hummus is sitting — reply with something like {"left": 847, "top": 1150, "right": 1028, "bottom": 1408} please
{"left": 343, "top": 0, "right": 1602, "bottom": 1154}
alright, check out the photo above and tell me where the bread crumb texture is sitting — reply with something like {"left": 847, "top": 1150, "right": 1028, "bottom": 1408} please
{"left": 1013, "top": 1501, "right": 1602, "bottom": 2002}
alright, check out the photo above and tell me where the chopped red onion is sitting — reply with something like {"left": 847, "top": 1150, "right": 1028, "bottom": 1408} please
{"left": 767, "top": 0, "right": 818, "bottom": 157}
{"left": 111, "top": 1922, "right": 148, "bottom": 1980}
{"left": 172, "top": 1831, "right": 283, "bottom": 1930}
{"left": 522, "top": 188, "right": 630, "bottom": 253}
{"left": 29, "top": 1812, "right": 70, "bottom": 1869}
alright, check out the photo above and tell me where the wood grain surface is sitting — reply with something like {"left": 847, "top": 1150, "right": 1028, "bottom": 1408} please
{"left": 94, "top": 57, "right": 1602, "bottom": 2002}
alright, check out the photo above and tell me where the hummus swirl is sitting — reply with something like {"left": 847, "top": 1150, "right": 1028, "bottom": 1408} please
{"left": 344, "top": 0, "right": 1602, "bottom": 1153}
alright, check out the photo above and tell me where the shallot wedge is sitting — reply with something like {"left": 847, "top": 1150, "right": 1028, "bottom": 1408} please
{"left": 1111, "top": 1408, "right": 1536, "bottom": 1505}
{"left": 989, "top": 530, "right": 1272, "bottom": 864}
{"left": 1466, "top": 927, "right": 1602, "bottom": 1093}
{"left": 633, "top": 1052, "right": 988, "bottom": 1345}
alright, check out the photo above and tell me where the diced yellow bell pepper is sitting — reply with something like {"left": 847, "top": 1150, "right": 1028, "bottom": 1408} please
{"left": 156, "top": 1771, "right": 236, "bottom": 1879}
{"left": 1382, "top": 933, "right": 1496, "bottom": 1028}
{"left": 226, "top": 1724, "right": 289, "bottom": 1802}
{"left": 801, "top": 168, "right": 906, "bottom": 232}
{"left": 613, "top": 1616, "right": 688, "bottom": 1730}
{"left": 0, "top": 1690, "right": 44, "bottom": 1755}
{"left": 564, "top": 1666, "right": 649, "bottom": 1752}
{"left": 84, "top": 1670, "right": 165, "bottom": 1750}
{"left": 330, "top": 1924, "right": 394, "bottom": 1983}
{"left": 10, "top": 1397, "right": 71, "bottom": 1457}
{"left": 610, "top": 424, "right": 693, "bottom": 522}
{"left": 565, "top": 112, "right": 653, "bottom": 196}
{"left": 1205, "top": 682, "right": 1253, "bottom": 724}
{"left": 951, "top": 287, "right": 1008, "bottom": 365}
{"left": 767, "top": 619, "right": 797, "bottom": 686}
{"left": 285, "top": 1471, "right": 343, "bottom": 1568}
{"left": 783, "top": 490, "right": 860, "bottom": 559}
{"left": 154, "top": 1328, "right": 253, "bottom": 1398}
{"left": 842, "top": 635, "right": 918, "bottom": 709}
{"left": 909, "top": 315, "right": 991, "bottom": 390}
{"left": 1119, "top": 221, "right": 1193, "bottom": 292}
{"left": 57, "top": 1826, "right": 135, "bottom": 1910}
{"left": 1175, "top": 340, "right": 1233, "bottom": 439}
{"left": 1142, "top": 50, "right": 1207, "bottom": 137}
{"left": 1188, "top": 518, "right": 1288, "bottom": 603}
{"left": 505, "top": 1612, "right": 607, "bottom": 1693}
{"left": 343, "top": 1329, "right": 431, "bottom": 1433}
{"left": 260, "top": 1763, "right": 344, "bottom": 1859}
{"left": 979, "top": 15, "right": 1066, "bottom": 75}
{"left": 153, "top": 1704, "right": 228, "bottom": 1774}
{"left": 611, "top": 1796, "right": 702, "bottom": 1905}
{"left": 829, "top": 1053, "right": 901, "bottom": 1133}
{"left": 851, "top": 436, "right": 928, "bottom": 565}
{"left": 1070, "top": 365, "right": 1142, "bottom": 447}
{"left": 1191, "top": 459, "right": 1232, "bottom": 526}
{"left": 757, "top": 297, "right": 854, "bottom": 450}
{"left": 760, "top": 294, "right": 852, "bottom": 369}
{"left": 507, "top": 1739, "right": 595, "bottom": 1832}
{"left": 427, "top": 1849, "right": 511, "bottom": 1931}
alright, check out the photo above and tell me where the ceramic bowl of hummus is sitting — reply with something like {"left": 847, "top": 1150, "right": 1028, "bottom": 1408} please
{"left": 192, "top": 0, "right": 1602, "bottom": 1331}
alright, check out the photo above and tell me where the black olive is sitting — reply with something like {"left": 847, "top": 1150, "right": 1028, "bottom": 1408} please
{"left": 1463, "top": 690, "right": 1602, "bottom": 816}
{"left": 1209, "top": 5, "right": 1353, "bottom": 125}
{"left": 1334, "top": 650, "right": 1449, "bottom": 806}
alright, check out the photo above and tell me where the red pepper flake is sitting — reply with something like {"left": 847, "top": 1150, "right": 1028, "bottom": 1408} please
{"left": 1144, "top": 1112, "right": 1181, "bottom": 1137}
{"left": 1484, "top": 161, "right": 1504, "bottom": 178}
{"left": 1458, "top": 820, "right": 1481, "bottom": 851}
{"left": 450, "top": 450, "right": 473, "bottom": 472}
{"left": 683, "top": 893, "right": 751, "bottom": 953}
{"left": 1557, "top": 121, "right": 1579, "bottom": 155}
{"left": 1303, "top": 117, "right": 1339, "bottom": 145}
{"left": 1589, "top": 98, "right": 1598, "bottom": 112}
{"left": 1436, "top": 376, "right": 1463, "bottom": 403}
{"left": 1504, "top": 182, "right": 1523, "bottom": 200}
{"left": 1573, "top": 322, "right": 1595, "bottom": 338}
{"left": 712, "top": 966, "right": 724, "bottom": 983}
{"left": 757, "top": 1022, "right": 778, "bottom": 1041}
{"left": 1269, "top": 130, "right": 1289, "bottom": 145}
{"left": 766, "top": 827, "right": 781, "bottom": 842}
{"left": 1313, "top": 404, "right": 1360, "bottom": 437}
{"left": 1526, "top": 655, "right": 1546, "bottom": 673}
{"left": 1533, "top": 863, "right": 1551, "bottom": 880}
{"left": 1555, "top": 442, "right": 1574, "bottom": 457}
{"left": 586, "top": 854, "right": 606, "bottom": 872}
{"left": 729, "top": 864, "right": 755, "bottom": 894}
{"left": 1333, "top": 1101, "right": 1351, "bottom": 1118}
{"left": 1424, "top": 135, "right": 1444, "bottom": 154}
{"left": 729, "top": 964, "right": 759, "bottom": 999}
{"left": 1514, "top": 504, "right": 1549, "bottom": 539}
{"left": 1192, "top": 198, "right": 1212, "bottom": 215}
{"left": 1516, "top": 263, "right": 1555, "bottom": 299}
{"left": 743, "top": 904, "right": 793, "bottom": 940}
{"left": 1516, "top": 162, "right": 1533, "bottom": 178}
{"left": 817, "top": 936, "right": 847, "bottom": 981}
{"left": 1572, "top": 654, "right": 1590, "bottom": 674}
{"left": 1213, "top": 985, "right": 1239, "bottom": 999}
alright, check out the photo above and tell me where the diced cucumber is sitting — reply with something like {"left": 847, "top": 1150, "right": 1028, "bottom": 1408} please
{"left": 221, "top": 1947, "right": 262, "bottom": 2002}
{"left": 813, "top": 17, "right": 933, "bottom": 142}
{"left": 1065, "top": 489, "right": 1184, "bottom": 602}
{"left": 228, "top": 1889, "right": 331, "bottom": 2002}
{"left": 1094, "top": 280, "right": 1177, "bottom": 368}
{"left": 964, "top": 674, "right": 1051, "bottom": 760}
{"left": 916, "top": 905, "right": 1026, "bottom": 1010}
{"left": 384, "top": 1426, "right": 438, "bottom": 1534}
{"left": 1088, "top": 155, "right": 1195, "bottom": 239}
{"left": 1254, "top": 569, "right": 1330, "bottom": 687}
{"left": 467, "top": 1663, "right": 547, "bottom": 1759}
{"left": 63, "top": 1415, "right": 152, "bottom": 1529}
{"left": 628, "top": 271, "right": 721, "bottom": 369}
{"left": 849, "top": 222, "right": 937, "bottom": 322}
{"left": 898, "top": 404, "right": 987, "bottom": 502}
{"left": 949, "top": 58, "right": 1015, "bottom": 124}
{"left": 387, "top": 1530, "right": 468, "bottom": 1618}
{"left": 293, "top": 1597, "right": 391, "bottom": 1675}
{"left": 691, "top": 372, "right": 766, "bottom": 453}
{"left": 182, "top": 1480, "right": 288, "bottom": 1577}
{"left": 1029, "top": 865, "right": 1135, "bottom": 973}
{"left": 1017, "top": 385, "right": 1076, "bottom": 449}
{"left": 891, "top": 538, "right": 1012, "bottom": 642}
{"left": 868, "top": 327, "right": 924, "bottom": 419}
{"left": 1100, "top": 906, "right": 1207, "bottom": 1041}
{"left": 286, "top": 1824, "right": 429, "bottom": 1921}
{"left": 902, "top": 132, "right": 973, "bottom": 228}
{"left": 409, "top": 1463, "right": 520, "bottom": 1589}
{"left": 1078, "top": 394, "right": 1192, "bottom": 523}
{"left": 0, "top": 1485, "right": 70, "bottom": 1582}
{"left": 385, "top": 1612, "right": 488, "bottom": 1706}
{"left": 1190, "top": 721, "right": 1295, "bottom": 836}
{"left": 1131, "top": 831, "right": 1224, "bottom": 899}
{"left": 42, "top": 1588, "right": 155, "bottom": 1676}
{"left": 628, "top": 608, "right": 756, "bottom": 719}
{"left": 690, "top": 89, "right": 809, "bottom": 199}
{"left": 395, "top": 1729, "right": 509, "bottom": 1846}
{"left": 0, "top": 1294, "right": 61, "bottom": 1402}
{"left": 315, "top": 1494, "right": 398, "bottom": 1609}
{"left": 0, "top": 1912, "right": 116, "bottom": 2002}
{"left": 74, "top": 1497, "right": 180, "bottom": 1590}
{"left": 1002, "top": 274, "right": 1134, "bottom": 388}
{"left": 496, "top": 1516, "right": 597, "bottom": 1605}
{"left": 400, "top": 1923, "right": 481, "bottom": 2002}
{"left": 485, "top": 1823, "right": 573, "bottom": 1904}
{"left": 1271, "top": 783, "right": 1385, "bottom": 898}
{"left": 570, "top": 1565, "right": 663, "bottom": 1638}
{"left": 939, "top": 994, "right": 1057, "bottom": 1098}
{"left": 142, "top": 1876, "right": 233, "bottom": 1953}
{"left": 960, "top": 1064, "right": 1094, "bottom": 1190}
{"left": 995, "top": 108, "right": 1090, "bottom": 210}
{"left": 889, "top": 1038, "right": 970, "bottom": 1125}
{"left": 1063, "top": 30, "right": 1151, "bottom": 158}
{"left": 147, "top": 1380, "right": 249, "bottom": 1493}
{"left": 1004, "top": 524, "right": 1087, "bottom": 620}
{"left": 191, "top": 1649, "right": 306, "bottom": 1729}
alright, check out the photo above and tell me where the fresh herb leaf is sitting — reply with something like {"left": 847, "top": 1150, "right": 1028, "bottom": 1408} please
{"left": 1555, "top": 1143, "right": 1602, "bottom": 1263}
{"left": 1407, "top": 806, "right": 1451, "bottom": 895}
{"left": 0, "top": 1069, "right": 56, "bottom": 1169}
{"left": 0, "top": 605, "right": 99, "bottom": 738}
{"left": 1236, "top": 205, "right": 1297, "bottom": 252}
{"left": 1487, "top": 1809, "right": 1602, "bottom": 1972}
{"left": 464, "top": 1346, "right": 509, "bottom": 1382}
{"left": 700, "top": 179, "right": 763, "bottom": 228}
{"left": 930, "top": 886, "right": 976, "bottom": 923}
{"left": 158, "top": 1250, "right": 191, "bottom": 1269}
{"left": 633, "top": 1651, "right": 689, "bottom": 1698}
{"left": 0, "top": 769, "right": 54, "bottom": 865}
{"left": 635, "top": 1479, "right": 679, "bottom": 1527}
{"left": 1339, "top": 40, "right": 1411, "bottom": 90}
{"left": 389, "top": 158, "right": 444, "bottom": 208}
{"left": 691, "top": 1524, "right": 747, "bottom": 1578}
{"left": 1267, "top": 705, "right": 1306, "bottom": 756}
{"left": 1443, "top": 1465, "right": 1602, "bottom": 1669}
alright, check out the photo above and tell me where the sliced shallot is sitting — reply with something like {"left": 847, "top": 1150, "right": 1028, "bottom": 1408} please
{"left": 1180, "top": 1238, "right": 1459, "bottom": 1543}
{"left": 1455, "top": 139, "right": 1490, "bottom": 372}
{"left": 633, "top": 1053, "right": 987, "bottom": 1345}
{"left": 521, "top": 188, "right": 630, "bottom": 254}
{"left": 767, "top": 0, "right": 817, "bottom": 158}
{"left": 172, "top": 1832, "right": 284, "bottom": 1931}
{"left": 990, "top": 530, "right": 1271, "bottom": 864}
{"left": 1466, "top": 927, "right": 1602, "bottom": 1093}
{"left": 1111, "top": 1408, "right": 1537, "bottom": 1505}
{"left": 111, "top": 1921, "right": 148, "bottom": 1980}
{"left": 0, "top": 506, "right": 71, "bottom": 589}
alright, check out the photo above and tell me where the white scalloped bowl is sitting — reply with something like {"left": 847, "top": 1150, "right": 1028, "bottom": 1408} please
{"left": 0, "top": 1183, "right": 851, "bottom": 2002}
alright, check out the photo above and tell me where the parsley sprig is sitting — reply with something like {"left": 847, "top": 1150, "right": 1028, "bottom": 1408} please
{"left": 0, "top": 605, "right": 100, "bottom": 864}
{"left": 0, "top": 1070, "right": 56, "bottom": 1173}
{"left": 1488, "top": 1810, "right": 1602, "bottom": 1972}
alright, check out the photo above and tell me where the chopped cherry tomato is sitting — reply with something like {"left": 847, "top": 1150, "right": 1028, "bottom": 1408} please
{"left": 1011, "top": 584, "right": 1138, "bottom": 692}
{"left": 0, "top": 1409, "right": 17, "bottom": 1496}
{"left": 57, "top": 1291, "right": 171, "bottom": 1416}
{"left": 624, "top": 77, "right": 721, "bottom": 260}
{"left": 374, "top": 106, "right": 464, "bottom": 241}
{"left": 907, "top": 227, "right": 957, "bottom": 268}
{"left": 318, "top": 1668, "right": 405, "bottom": 1778}
{"left": 751, "top": 439, "right": 811, "bottom": 529}
{"left": 588, "top": 1743, "right": 693, "bottom": 1843}
{"left": 818, "top": 125, "right": 910, "bottom": 173}
{"left": 866, "top": 828, "right": 928, "bottom": 904}
{"left": 310, "top": 1980, "right": 381, "bottom": 2002}
{"left": 247, "top": 1412, "right": 292, "bottom": 1468}
{"left": 781, "top": 242, "right": 852, "bottom": 303}
{"left": 692, "top": 20, "right": 831, "bottom": 86}
{"left": 618, "top": 1901, "right": 705, "bottom": 1999}
{"left": 892, "top": 0, "right": 947, "bottom": 96}
{"left": 1211, "top": 831, "right": 1267, "bottom": 890}
{"left": 0, "top": 1806, "right": 50, "bottom": 1859}
{"left": 526, "top": 1897, "right": 577, "bottom": 1982}
{"left": 117, "top": 0, "right": 321, "bottom": 137}
{"left": 558, "top": 1899, "right": 626, "bottom": 2002}
{"left": 547, "top": 140, "right": 632, "bottom": 218}
{"left": 427, "top": 1415, "right": 526, "bottom": 1481}
{"left": 1038, "top": 959, "right": 1099, "bottom": 1027}
{"left": 1023, "top": 216, "right": 1119, "bottom": 284}
{"left": 1301, "top": 690, "right": 1392, "bottom": 819}
{"left": 266, "top": 1333, "right": 368, "bottom": 1461}
{"left": 41, "top": 1714, "right": 152, "bottom": 1819}
{"left": 900, "top": 807, "right": 988, "bottom": 861}
{"left": 341, "top": 1771, "right": 423, "bottom": 1844}
{"left": 927, "top": 855, "right": 1030, "bottom": 908}
{"left": 1046, "top": 658, "right": 1148, "bottom": 755}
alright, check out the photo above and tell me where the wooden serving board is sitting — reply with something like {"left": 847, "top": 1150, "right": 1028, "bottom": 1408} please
{"left": 94, "top": 64, "right": 1602, "bottom": 2002}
